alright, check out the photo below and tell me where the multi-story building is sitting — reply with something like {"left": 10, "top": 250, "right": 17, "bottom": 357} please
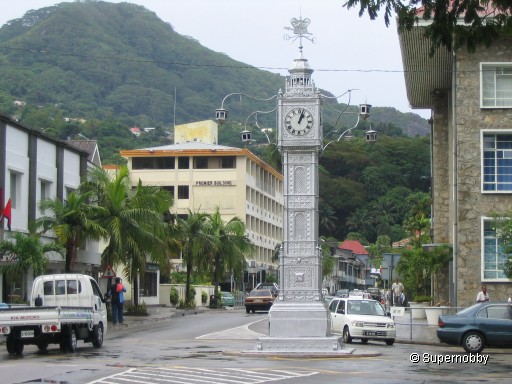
{"left": 119, "top": 120, "right": 284, "bottom": 291}
{"left": 328, "top": 240, "right": 369, "bottom": 294}
{"left": 0, "top": 114, "right": 102, "bottom": 303}
{"left": 399, "top": 21, "right": 512, "bottom": 305}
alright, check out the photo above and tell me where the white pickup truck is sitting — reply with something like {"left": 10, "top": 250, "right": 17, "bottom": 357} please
{"left": 0, "top": 274, "right": 108, "bottom": 355}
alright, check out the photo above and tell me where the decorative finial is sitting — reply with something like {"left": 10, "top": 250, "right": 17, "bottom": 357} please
{"left": 284, "top": 16, "right": 315, "bottom": 51}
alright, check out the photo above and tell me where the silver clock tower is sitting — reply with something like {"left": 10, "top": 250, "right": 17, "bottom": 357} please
{"left": 256, "top": 17, "right": 346, "bottom": 354}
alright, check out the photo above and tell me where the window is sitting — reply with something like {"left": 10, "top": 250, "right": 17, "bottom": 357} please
{"left": 194, "top": 157, "right": 208, "bottom": 169}
{"left": 221, "top": 156, "right": 236, "bottom": 169}
{"left": 481, "top": 63, "right": 512, "bottom": 108}
{"left": 482, "top": 219, "right": 509, "bottom": 281}
{"left": 482, "top": 132, "right": 512, "bottom": 192}
{"left": 178, "top": 185, "right": 189, "bottom": 199}
{"left": 132, "top": 157, "right": 174, "bottom": 169}
{"left": 40, "top": 180, "right": 51, "bottom": 213}
{"left": 9, "top": 171, "right": 19, "bottom": 209}
{"left": 178, "top": 157, "right": 189, "bottom": 169}
{"left": 142, "top": 270, "right": 158, "bottom": 297}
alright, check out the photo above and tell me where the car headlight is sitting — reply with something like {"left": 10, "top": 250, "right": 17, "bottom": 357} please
{"left": 386, "top": 323, "right": 396, "bottom": 328}
{"left": 351, "top": 320, "right": 364, "bottom": 327}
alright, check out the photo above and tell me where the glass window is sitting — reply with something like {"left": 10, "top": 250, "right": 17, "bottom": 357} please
{"left": 178, "top": 157, "right": 189, "bottom": 169}
{"left": 221, "top": 156, "right": 236, "bottom": 169}
{"left": 178, "top": 185, "right": 189, "bottom": 199}
{"left": 67, "top": 280, "right": 81, "bottom": 294}
{"left": 55, "top": 280, "right": 66, "bottom": 295}
{"left": 43, "top": 281, "right": 54, "bottom": 295}
{"left": 481, "top": 64, "right": 512, "bottom": 108}
{"left": 482, "top": 133, "right": 512, "bottom": 192}
{"left": 482, "top": 219, "right": 509, "bottom": 280}
{"left": 194, "top": 157, "right": 208, "bottom": 169}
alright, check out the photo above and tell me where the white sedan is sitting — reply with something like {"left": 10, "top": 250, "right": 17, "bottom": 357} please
{"left": 328, "top": 297, "right": 396, "bottom": 345}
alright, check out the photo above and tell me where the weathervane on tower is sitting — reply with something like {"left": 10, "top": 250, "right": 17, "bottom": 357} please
{"left": 284, "top": 16, "right": 316, "bottom": 47}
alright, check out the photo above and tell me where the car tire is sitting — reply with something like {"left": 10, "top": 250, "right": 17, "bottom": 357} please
{"left": 462, "top": 331, "right": 484, "bottom": 354}
{"left": 92, "top": 324, "right": 104, "bottom": 348}
{"left": 251, "top": 309, "right": 255, "bottom": 313}
{"left": 37, "top": 340, "right": 49, "bottom": 352}
{"left": 66, "top": 329, "right": 78, "bottom": 353}
{"left": 343, "top": 327, "right": 353, "bottom": 344}
{"left": 245, "top": 307, "right": 250, "bottom": 314}
{"left": 361, "top": 338, "right": 368, "bottom": 344}
{"left": 385, "top": 339, "right": 395, "bottom": 346}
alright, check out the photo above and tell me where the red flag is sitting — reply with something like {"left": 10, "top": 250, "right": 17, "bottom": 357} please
{"left": 3, "top": 198, "right": 11, "bottom": 231}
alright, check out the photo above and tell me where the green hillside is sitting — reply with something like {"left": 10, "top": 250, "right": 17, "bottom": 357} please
{"left": 0, "top": 1, "right": 432, "bottom": 243}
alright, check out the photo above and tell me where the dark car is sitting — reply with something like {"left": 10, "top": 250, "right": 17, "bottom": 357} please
{"left": 244, "top": 289, "right": 275, "bottom": 313}
{"left": 254, "top": 282, "right": 279, "bottom": 295}
{"left": 437, "top": 302, "right": 512, "bottom": 353}
{"left": 335, "top": 289, "right": 349, "bottom": 298}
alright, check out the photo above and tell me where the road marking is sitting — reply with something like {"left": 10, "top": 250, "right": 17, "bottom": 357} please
{"left": 196, "top": 320, "right": 265, "bottom": 340}
{"left": 88, "top": 367, "right": 318, "bottom": 384}
{"left": 88, "top": 367, "right": 318, "bottom": 383}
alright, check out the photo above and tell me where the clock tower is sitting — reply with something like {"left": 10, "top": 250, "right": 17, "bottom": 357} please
{"left": 256, "top": 17, "right": 346, "bottom": 354}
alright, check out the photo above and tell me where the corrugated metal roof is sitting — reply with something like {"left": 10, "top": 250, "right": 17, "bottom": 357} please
{"left": 398, "top": 25, "right": 452, "bottom": 108}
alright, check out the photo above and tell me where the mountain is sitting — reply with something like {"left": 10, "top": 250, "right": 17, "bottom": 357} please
{"left": 0, "top": 1, "right": 429, "bottom": 137}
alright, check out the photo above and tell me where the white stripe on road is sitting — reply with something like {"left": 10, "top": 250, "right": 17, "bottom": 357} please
{"left": 88, "top": 367, "right": 318, "bottom": 384}
{"left": 196, "top": 320, "right": 265, "bottom": 340}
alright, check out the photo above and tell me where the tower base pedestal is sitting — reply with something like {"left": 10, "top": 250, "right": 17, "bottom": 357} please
{"left": 243, "top": 300, "right": 354, "bottom": 356}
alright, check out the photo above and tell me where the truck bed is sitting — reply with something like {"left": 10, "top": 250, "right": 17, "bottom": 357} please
{"left": 0, "top": 306, "right": 95, "bottom": 326}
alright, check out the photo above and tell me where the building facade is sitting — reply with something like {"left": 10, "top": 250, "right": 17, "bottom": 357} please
{"left": 399, "top": 25, "right": 512, "bottom": 306}
{"left": 0, "top": 114, "right": 102, "bottom": 303}
{"left": 119, "top": 120, "right": 284, "bottom": 291}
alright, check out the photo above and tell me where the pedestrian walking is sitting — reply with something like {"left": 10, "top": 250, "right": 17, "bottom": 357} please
{"left": 391, "top": 278, "right": 404, "bottom": 306}
{"left": 476, "top": 284, "right": 490, "bottom": 303}
{"left": 109, "top": 277, "right": 127, "bottom": 327}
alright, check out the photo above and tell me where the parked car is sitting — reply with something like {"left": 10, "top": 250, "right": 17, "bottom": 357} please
{"left": 220, "top": 291, "right": 235, "bottom": 307}
{"left": 349, "top": 289, "right": 372, "bottom": 299}
{"left": 366, "top": 287, "right": 382, "bottom": 302}
{"left": 328, "top": 297, "right": 396, "bottom": 345}
{"left": 335, "top": 289, "right": 349, "bottom": 297}
{"left": 437, "top": 302, "right": 512, "bottom": 353}
{"left": 244, "top": 289, "right": 275, "bottom": 313}
{"left": 0, "top": 303, "right": 8, "bottom": 309}
{"left": 254, "top": 282, "right": 279, "bottom": 295}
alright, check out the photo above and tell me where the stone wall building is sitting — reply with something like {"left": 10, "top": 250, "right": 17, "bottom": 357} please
{"left": 399, "top": 24, "right": 512, "bottom": 306}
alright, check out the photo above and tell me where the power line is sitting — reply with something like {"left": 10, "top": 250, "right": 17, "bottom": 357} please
{"left": 0, "top": 45, "right": 461, "bottom": 75}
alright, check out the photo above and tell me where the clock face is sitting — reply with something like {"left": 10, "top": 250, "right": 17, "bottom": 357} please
{"left": 284, "top": 108, "right": 314, "bottom": 136}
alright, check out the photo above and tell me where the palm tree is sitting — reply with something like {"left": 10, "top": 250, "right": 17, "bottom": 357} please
{"left": 34, "top": 190, "right": 106, "bottom": 272}
{"left": 206, "top": 207, "right": 252, "bottom": 301}
{"left": 83, "top": 166, "right": 173, "bottom": 306}
{"left": 0, "top": 232, "right": 65, "bottom": 301}
{"left": 173, "top": 210, "right": 212, "bottom": 306}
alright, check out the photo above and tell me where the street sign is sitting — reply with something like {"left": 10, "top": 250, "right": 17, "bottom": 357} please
{"left": 101, "top": 264, "right": 116, "bottom": 278}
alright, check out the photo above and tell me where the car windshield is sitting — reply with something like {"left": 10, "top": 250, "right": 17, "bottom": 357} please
{"left": 250, "top": 290, "right": 272, "bottom": 297}
{"left": 347, "top": 300, "right": 385, "bottom": 316}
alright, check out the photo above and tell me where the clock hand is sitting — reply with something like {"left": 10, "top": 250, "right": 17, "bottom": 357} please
{"left": 298, "top": 110, "right": 305, "bottom": 124}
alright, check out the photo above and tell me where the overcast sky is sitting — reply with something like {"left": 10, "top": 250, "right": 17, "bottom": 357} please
{"left": 0, "top": 0, "right": 431, "bottom": 119}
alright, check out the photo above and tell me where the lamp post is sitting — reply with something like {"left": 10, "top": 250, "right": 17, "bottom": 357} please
{"left": 216, "top": 16, "right": 376, "bottom": 355}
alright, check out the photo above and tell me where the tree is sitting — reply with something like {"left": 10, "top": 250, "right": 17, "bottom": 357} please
{"left": 35, "top": 190, "right": 106, "bottom": 273}
{"left": 0, "top": 232, "right": 65, "bottom": 301}
{"left": 173, "top": 210, "right": 212, "bottom": 306}
{"left": 344, "top": 0, "right": 512, "bottom": 54}
{"left": 206, "top": 207, "right": 252, "bottom": 302}
{"left": 83, "top": 166, "right": 173, "bottom": 306}
{"left": 491, "top": 212, "right": 512, "bottom": 278}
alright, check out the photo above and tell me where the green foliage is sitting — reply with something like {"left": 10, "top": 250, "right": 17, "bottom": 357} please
{"left": 169, "top": 286, "right": 179, "bottom": 307}
{"left": 201, "top": 290, "right": 208, "bottom": 305}
{"left": 413, "top": 295, "right": 432, "bottom": 303}
{"left": 124, "top": 302, "right": 148, "bottom": 316}
{"left": 344, "top": 0, "right": 512, "bottom": 54}
{"left": 0, "top": 232, "right": 64, "bottom": 276}
{"left": 490, "top": 212, "right": 512, "bottom": 278}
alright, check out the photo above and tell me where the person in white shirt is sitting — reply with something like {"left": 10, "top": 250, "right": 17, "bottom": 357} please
{"left": 391, "top": 278, "right": 404, "bottom": 306}
{"left": 476, "top": 284, "right": 490, "bottom": 303}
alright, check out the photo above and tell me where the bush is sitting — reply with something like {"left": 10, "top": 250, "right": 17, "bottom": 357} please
{"left": 124, "top": 302, "right": 148, "bottom": 316}
{"left": 413, "top": 295, "right": 432, "bottom": 303}
{"left": 201, "top": 290, "right": 208, "bottom": 305}
{"left": 169, "top": 287, "right": 179, "bottom": 307}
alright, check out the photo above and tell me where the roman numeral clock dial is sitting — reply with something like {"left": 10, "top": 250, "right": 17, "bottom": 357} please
{"left": 284, "top": 108, "right": 314, "bottom": 136}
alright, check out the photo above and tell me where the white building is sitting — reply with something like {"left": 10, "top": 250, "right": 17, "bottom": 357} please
{"left": 119, "top": 120, "right": 284, "bottom": 293}
{"left": 0, "top": 114, "right": 102, "bottom": 303}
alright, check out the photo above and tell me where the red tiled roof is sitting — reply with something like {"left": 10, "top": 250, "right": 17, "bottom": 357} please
{"left": 338, "top": 240, "right": 368, "bottom": 255}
